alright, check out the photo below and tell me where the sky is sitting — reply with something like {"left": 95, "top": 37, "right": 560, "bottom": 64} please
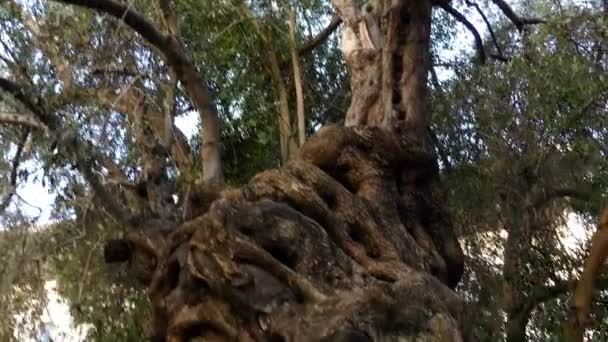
{"left": 15, "top": 280, "right": 90, "bottom": 342}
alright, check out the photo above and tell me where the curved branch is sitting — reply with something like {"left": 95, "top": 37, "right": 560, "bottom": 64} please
{"left": 54, "top": 0, "right": 223, "bottom": 181}
{"left": 490, "top": 0, "right": 546, "bottom": 31}
{"left": 439, "top": 4, "right": 486, "bottom": 64}
{"left": 55, "top": 0, "right": 168, "bottom": 50}
{"left": 508, "top": 277, "right": 608, "bottom": 342}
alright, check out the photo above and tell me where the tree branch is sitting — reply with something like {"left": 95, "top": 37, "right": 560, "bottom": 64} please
{"left": 466, "top": 0, "right": 507, "bottom": 60}
{"left": 287, "top": 5, "right": 306, "bottom": 147}
{"left": 566, "top": 208, "right": 608, "bottom": 341}
{"left": 0, "top": 112, "right": 47, "bottom": 130}
{"left": 530, "top": 188, "right": 588, "bottom": 210}
{"left": 490, "top": 0, "right": 546, "bottom": 31}
{"left": 490, "top": 53, "right": 511, "bottom": 62}
{"left": 298, "top": 15, "right": 342, "bottom": 56}
{"left": 0, "top": 129, "right": 29, "bottom": 214}
{"left": 8, "top": 0, "right": 73, "bottom": 88}
{"left": 439, "top": 4, "right": 486, "bottom": 64}
{"left": 508, "top": 276, "right": 608, "bottom": 342}
{"left": 0, "top": 77, "right": 58, "bottom": 129}
{"left": 79, "top": 159, "right": 136, "bottom": 226}
{"left": 54, "top": 0, "right": 223, "bottom": 181}
{"left": 0, "top": 77, "right": 137, "bottom": 227}
{"left": 158, "top": 0, "right": 181, "bottom": 37}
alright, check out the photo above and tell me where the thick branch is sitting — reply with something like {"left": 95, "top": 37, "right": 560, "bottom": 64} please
{"left": 55, "top": 0, "right": 223, "bottom": 181}
{"left": 439, "top": 4, "right": 486, "bottom": 64}
{"left": 244, "top": 7, "right": 296, "bottom": 162}
{"left": 490, "top": 0, "right": 546, "bottom": 31}
{"left": 298, "top": 15, "right": 342, "bottom": 56}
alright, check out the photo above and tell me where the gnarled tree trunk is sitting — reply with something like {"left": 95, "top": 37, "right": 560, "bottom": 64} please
{"left": 104, "top": 1, "right": 468, "bottom": 341}
{"left": 108, "top": 125, "right": 466, "bottom": 341}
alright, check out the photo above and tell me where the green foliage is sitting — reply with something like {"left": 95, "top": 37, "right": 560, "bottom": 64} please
{"left": 433, "top": 3, "right": 608, "bottom": 339}
{"left": 49, "top": 217, "right": 151, "bottom": 340}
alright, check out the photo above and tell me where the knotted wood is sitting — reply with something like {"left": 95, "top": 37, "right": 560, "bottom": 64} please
{"left": 111, "top": 125, "right": 466, "bottom": 341}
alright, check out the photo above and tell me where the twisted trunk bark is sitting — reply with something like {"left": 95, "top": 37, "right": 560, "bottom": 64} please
{"left": 109, "top": 125, "right": 466, "bottom": 341}
{"left": 104, "top": 1, "right": 468, "bottom": 340}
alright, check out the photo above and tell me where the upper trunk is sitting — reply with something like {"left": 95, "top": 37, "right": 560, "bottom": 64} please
{"left": 337, "top": 0, "right": 432, "bottom": 142}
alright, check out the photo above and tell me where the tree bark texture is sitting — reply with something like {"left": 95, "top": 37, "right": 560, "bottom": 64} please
{"left": 337, "top": 0, "right": 432, "bottom": 142}
{"left": 565, "top": 207, "right": 608, "bottom": 341}
{"left": 110, "top": 125, "right": 466, "bottom": 341}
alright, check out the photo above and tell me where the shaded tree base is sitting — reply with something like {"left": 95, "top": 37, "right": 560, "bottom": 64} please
{"left": 107, "top": 125, "right": 467, "bottom": 341}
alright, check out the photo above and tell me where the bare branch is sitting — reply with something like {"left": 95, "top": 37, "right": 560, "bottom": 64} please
{"left": 490, "top": 0, "right": 546, "bottom": 31}
{"left": 299, "top": 15, "right": 342, "bottom": 56}
{"left": 439, "top": 4, "right": 486, "bottom": 64}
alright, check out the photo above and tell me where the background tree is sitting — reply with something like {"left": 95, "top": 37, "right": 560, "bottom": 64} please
{"left": 434, "top": 2, "right": 608, "bottom": 340}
